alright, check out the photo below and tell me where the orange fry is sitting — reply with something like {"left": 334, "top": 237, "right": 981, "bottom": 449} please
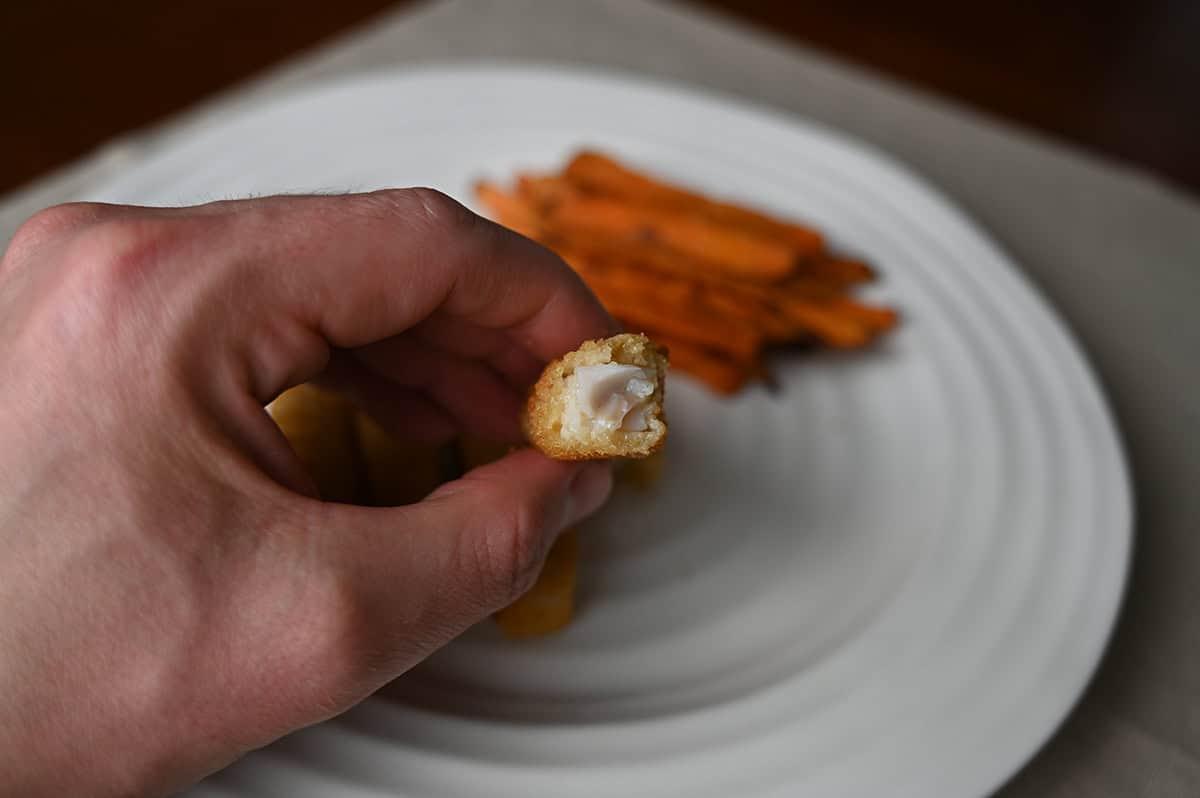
{"left": 773, "top": 297, "right": 873, "bottom": 349}
{"left": 579, "top": 275, "right": 763, "bottom": 361}
{"left": 558, "top": 245, "right": 842, "bottom": 351}
{"left": 545, "top": 194, "right": 797, "bottom": 281}
{"left": 515, "top": 173, "right": 574, "bottom": 210}
{"left": 647, "top": 336, "right": 755, "bottom": 395}
{"left": 824, "top": 297, "right": 901, "bottom": 333}
{"left": 543, "top": 227, "right": 771, "bottom": 294}
{"left": 564, "top": 150, "right": 825, "bottom": 253}
{"left": 799, "top": 256, "right": 876, "bottom": 285}
{"left": 564, "top": 249, "right": 763, "bottom": 323}
{"left": 697, "top": 285, "right": 795, "bottom": 341}
{"left": 474, "top": 150, "right": 899, "bottom": 396}
{"left": 473, "top": 181, "right": 541, "bottom": 239}
{"left": 539, "top": 226, "right": 848, "bottom": 307}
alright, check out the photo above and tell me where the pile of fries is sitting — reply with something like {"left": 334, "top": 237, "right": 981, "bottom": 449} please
{"left": 476, "top": 151, "right": 898, "bottom": 395}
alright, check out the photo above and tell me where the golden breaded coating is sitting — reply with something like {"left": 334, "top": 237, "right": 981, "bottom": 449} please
{"left": 523, "top": 333, "right": 668, "bottom": 460}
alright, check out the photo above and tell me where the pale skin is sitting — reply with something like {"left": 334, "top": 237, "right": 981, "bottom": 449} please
{"left": 0, "top": 189, "right": 617, "bottom": 796}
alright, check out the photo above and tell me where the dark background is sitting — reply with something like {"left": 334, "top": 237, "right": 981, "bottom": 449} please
{"left": 2, "top": 0, "right": 1198, "bottom": 196}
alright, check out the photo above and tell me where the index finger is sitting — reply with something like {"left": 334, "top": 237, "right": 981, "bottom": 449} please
{"left": 206, "top": 189, "right": 617, "bottom": 395}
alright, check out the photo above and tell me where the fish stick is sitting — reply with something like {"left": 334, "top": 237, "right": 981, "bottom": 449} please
{"left": 267, "top": 384, "right": 361, "bottom": 504}
{"left": 354, "top": 413, "right": 444, "bottom": 506}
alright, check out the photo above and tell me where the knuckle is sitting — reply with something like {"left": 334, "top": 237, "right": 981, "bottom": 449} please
{"left": 63, "top": 217, "right": 178, "bottom": 293}
{"left": 11, "top": 216, "right": 187, "bottom": 352}
{"left": 17, "top": 201, "right": 111, "bottom": 240}
{"left": 310, "top": 576, "right": 370, "bottom": 667}
{"left": 296, "top": 563, "right": 378, "bottom": 696}
{"left": 294, "top": 508, "right": 392, "bottom": 689}
{"left": 410, "top": 186, "right": 474, "bottom": 227}
{"left": 5, "top": 202, "right": 114, "bottom": 264}
{"left": 371, "top": 187, "right": 479, "bottom": 234}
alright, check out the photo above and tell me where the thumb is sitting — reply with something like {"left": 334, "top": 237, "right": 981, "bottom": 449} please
{"left": 416, "top": 448, "right": 613, "bottom": 613}
{"left": 312, "top": 448, "right": 612, "bottom": 684}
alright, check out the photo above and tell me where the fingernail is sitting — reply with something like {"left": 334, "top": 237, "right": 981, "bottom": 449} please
{"left": 565, "top": 461, "right": 614, "bottom": 525}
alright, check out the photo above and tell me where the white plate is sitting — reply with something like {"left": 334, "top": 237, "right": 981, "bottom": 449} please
{"left": 89, "top": 66, "right": 1131, "bottom": 798}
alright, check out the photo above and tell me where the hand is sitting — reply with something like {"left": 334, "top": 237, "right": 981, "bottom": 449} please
{"left": 0, "top": 190, "right": 616, "bottom": 796}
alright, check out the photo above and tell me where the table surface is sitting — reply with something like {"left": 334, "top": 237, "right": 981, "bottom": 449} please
{"left": 2, "top": 0, "right": 1198, "bottom": 197}
{"left": 2, "top": 1, "right": 1199, "bottom": 796}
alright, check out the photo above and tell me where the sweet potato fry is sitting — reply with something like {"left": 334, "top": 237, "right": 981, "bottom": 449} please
{"left": 595, "top": 288, "right": 762, "bottom": 361}
{"left": 551, "top": 248, "right": 760, "bottom": 358}
{"left": 555, "top": 248, "right": 757, "bottom": 377}
{"left": 545, "top": 194, "right": 798, "bottom": 281}
{"left": 556, "top": 244, "right": 809, "bottom": 351}
{"left": 477, "top": 182, "right": 813, "bottom": 348}
{"left": 473, "top": 149, "right": 900, "bottom": 397}
{"left": 799, "top": 256, "right": 876, "bottom": 285}
{"left": 824, "top": 297, "right": 901, "bottom": 333}
{"left": 564, "top": 151, "right": 825, "bottom": 253}
{"left": 473, "top": 181, "right": 541, "bottom": 239}
{"left": 772, "top": 297, "right": 873, "bottom": 349}
{"left": 515, "top": 173, "right": 574, "bottom": 210}
{"left": 543, "top": 227, "right": 845, "bottom": 309}
{"left": 697, "top": 284, "right": 794, "bottom": 340}
{"left": 545, "top": 226, "right": 749, "bottom": 290}
{"left": 638, "top": 334, "right": 755, "bottom": 395}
